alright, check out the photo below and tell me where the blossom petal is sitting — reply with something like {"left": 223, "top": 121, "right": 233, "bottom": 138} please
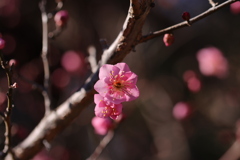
{"left": 94, "top": 79, "right": 108, "bottom": 97}
{"left": 99, "top": 64, "right": 113, "bottom": 79}
{"left": 115, "top": 63, "right": 130, "bottom": 72}
{"left": 125, "top": 86, "right": 139, "bottom": 102}
{"left": 94, "top": 94, "right": 103, "bottom": 104}
{"left": 95, "top": 104, "right": 112, "bottom": 118}
{"left": 99, "top": 64, "right": 120, "bottom": 79}
{"left": 124, "top": 72, "right": 138, "bottom": 85}
{"left": 105, "top": 93, "right": 125, "bottom": 104}
{"left": 91, "top": 117, "right": 112, "bottom": 135}
{"left": 112, "top": 104, "right": 122, "bottom": 115}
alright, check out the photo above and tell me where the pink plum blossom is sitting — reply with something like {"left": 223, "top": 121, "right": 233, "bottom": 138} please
{"left": 196, "top": 47, "right": 228, "bottom": 78}
{"left": 91, "top": 116, "right": 113, "bottom": 135}
{"left": 94, "top": 63, "right": 139, "bottom": 104}
{"left": 230, "top": 2, "right": 240, "bottom": 14}
{"left": 94, "top": 94, "right": 122, "bottom": 120}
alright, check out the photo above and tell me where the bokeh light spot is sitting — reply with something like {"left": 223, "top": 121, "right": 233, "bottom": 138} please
{"left": 173, "top": 102, "right": 191, "bottom": 120}
{"left": 51, "top": 68, "right": 70, "bottom": 88}
{"left": 61, "top": 51, "right": 82, "bottom": 73}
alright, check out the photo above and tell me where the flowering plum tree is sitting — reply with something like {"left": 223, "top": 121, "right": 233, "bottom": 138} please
{"left": 0, "top": 0, "right": 240, "bottom": 160}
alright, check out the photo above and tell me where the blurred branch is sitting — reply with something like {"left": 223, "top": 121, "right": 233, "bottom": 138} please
{"left": 219, "top": 141, "right": 240, "bottom": 160}
{"left": 139, "top": 0, "right": 238, "bottom": 43}
{"left": 39, "top": 0, "right": 51, "bottom": 115}
{"left": 0, "top": 51, "right": 16, "bottom": 159}
{"left": 87, "top": 116, "right": 122, "bottom": 160}
{"left": 87, "top": 46, "right": 98, "bottom": 73}
{"left": 86, "top": 130, "right": 114, "bottom": 160}
{"left": 15, "top": 73, "right": 45, "bottom": 93}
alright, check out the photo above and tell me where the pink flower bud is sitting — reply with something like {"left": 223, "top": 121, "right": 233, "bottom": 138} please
{"left": 54, "top": 10, "right": 69, "bottom": 27}
{"left": 182, "top": 12, "right": 190, "bottom": 21}
{"left": 163, "top": 33, "right": 174, "bottom": 47}
{"left": 91, "top": 116, "right": 113, "bottom": 135}
{"left": 0, "top": 38, "right": 5, "bottom": 49}
{"left": 9, "top": 59, "right": 17, "bottom": 66}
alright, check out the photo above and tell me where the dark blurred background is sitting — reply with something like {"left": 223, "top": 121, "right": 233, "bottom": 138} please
{"left": 1, "top": 0, "right": 240, "bottom": 159}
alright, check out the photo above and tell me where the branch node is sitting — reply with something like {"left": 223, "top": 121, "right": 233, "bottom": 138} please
{"left": 42, "top": 140, "right": 51, "bottom": 151}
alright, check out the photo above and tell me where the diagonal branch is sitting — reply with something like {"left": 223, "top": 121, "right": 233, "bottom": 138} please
{"left": 139, "top": 0, "right": 238, "bottom": 43}
{"left": 4, "top": 0, "right": 238, "bottom": 159}
{"left": 5, "top": 0, "right": 154, "bottom": 159}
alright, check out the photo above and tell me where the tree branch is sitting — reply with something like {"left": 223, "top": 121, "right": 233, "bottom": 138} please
{"left": 86, "top": 130, "right": 114, "bottom": 160}
{"left": 209, "top": 0, "right": 218, "bottom": 7}
{"left": 139, "top": 0, "right": 238, "bottom": 43}
{"left": 0, "top": 51, "right": 16, "bottom": 159}
{"left": 4, "top": 0, "right": 238, "bottom": 159}
{"left": 5, "top": 0, "right": 154, "bottom": 159}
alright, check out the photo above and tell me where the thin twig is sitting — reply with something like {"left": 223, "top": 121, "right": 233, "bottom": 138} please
{"left": 87, "top": 116, "right": 123, "bottom": 160}
{"left": 209, "top": 0, "right": 218, "bottom": 7}
{"left": 14, "top": 73, "right": 45, "bottom": 93}
{"left": 87, "top": 130, "right": 114, "bottom": 160}
{"left": 87, "top": 46, "right": 98, "bottom": 73}
{"left": 40, "top": 0, "right": 51, "bottom": 115}
{"left": 139, "top": 0, "right": 238, "bottom": 43}
{"left": 0, "top": 51, "right": 16, "bottom": 159}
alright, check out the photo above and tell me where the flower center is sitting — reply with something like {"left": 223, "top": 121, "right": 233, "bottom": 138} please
{"left": 113, "top": 81, "right": 122, "bottom": 89}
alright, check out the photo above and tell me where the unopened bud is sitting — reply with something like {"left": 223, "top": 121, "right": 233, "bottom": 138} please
{"left": 54, "top": 10, "right": 69, "bottom": 27}
{"left": 182, "top": 12, "right": 191, "bottom": 26}
{"left": 163, "top": 33, "right": 174, "bottom": 47}
{"left": 182, "top": 12, "right": 190, "bottom": 21}
{"left": 0, "top": 38, "right": 5, "bottom": 49}
{"left": 9, "top": 59, "right": 17, "bottom": 66}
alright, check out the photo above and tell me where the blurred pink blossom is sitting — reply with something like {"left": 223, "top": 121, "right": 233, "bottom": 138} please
{"left": 94, "top": 63, "right": 139, "bottom": 104}
{"left": 51, "top": 68, "right": 70, "bottom": 88}
{"left": 91, "top": 116, "right": 113, "bottom": 135}
{"left": 230, "top": 1, "right": 240, "bottom": 14}
{"left": 196, "top": 47, "right": 228, "bottom": 78}
{"left": 173, "top": 102, "right": 191, "bottom": 120}
{"left": 61, "top": 50, "right": 83, "bottom": 73}
{"left": 183, "top": 70, "right": 201, "bottom": 92}
{"left": 32, "top": 150, "right": 53, "bottom": 160}
{"left": 94, "top": 94, "right": 122, "bottom": 120}
{"left": 0, "top": 38, "right": 5, "bottom": 49}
